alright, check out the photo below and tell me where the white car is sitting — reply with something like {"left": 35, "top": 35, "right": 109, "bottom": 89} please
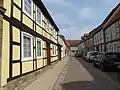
{"left": 86, "top": 51, "right": 98, "bottom": 62}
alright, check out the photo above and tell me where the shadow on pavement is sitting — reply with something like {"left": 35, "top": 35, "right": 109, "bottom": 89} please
{"left": 75, "top": 57, "right": 120, "bottom": 85}
{"left": 61, "top": 81, "right": 91, "bottom": 90}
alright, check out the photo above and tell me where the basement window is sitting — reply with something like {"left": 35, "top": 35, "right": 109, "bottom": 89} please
{"left": 22, "top": 32, "right": 33, "bottom": 61}
{"left": 36, "top": 38, "right": 42, "bottom": 59}
{"left": 23, "top": 0, "right": 33, "bottom": 18}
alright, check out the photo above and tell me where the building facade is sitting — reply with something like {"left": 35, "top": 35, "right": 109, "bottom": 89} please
{"left": 0, "top": 0, "right": 60, "bottom": 88}
{"left": 104, "top": 7, "right": 120, "bottom": 52}
{"left": 78, "top": 41, "right": 85, "bottom": 56}
{"left": 93, "top": 27, "right": 105, "bottom": 53}
{"left": 65, "top": 40, "right": 81, "bottom": 56}
{"left": 78, "top": 3, "right": 120, "bottom": 55}
{"left": 58, "top": 35, "right": 67, "bottom": 59}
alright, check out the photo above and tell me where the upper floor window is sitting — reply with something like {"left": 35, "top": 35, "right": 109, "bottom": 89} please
{"left": 23, "top": 0, "right": 33, "bottom": 18}
{"left": 53, "top": 29, "right": 56, "bottom": 38}
{"left": 47, "top": 20, "right": 50, "bottom": 31}
{"left": 50, "top": 28, "right": 53, "bottom": 34}
{"left": 37, "top": 7, "right": 42, "bottom": 25}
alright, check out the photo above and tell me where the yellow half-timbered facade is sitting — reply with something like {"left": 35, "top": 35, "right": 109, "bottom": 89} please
{"left": 0, "top": 0, "right": 59, "bottom": 87}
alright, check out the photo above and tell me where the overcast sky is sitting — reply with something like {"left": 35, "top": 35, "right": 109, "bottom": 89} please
{"left": 42, "top": 0, "right": 120, "bottom": 40}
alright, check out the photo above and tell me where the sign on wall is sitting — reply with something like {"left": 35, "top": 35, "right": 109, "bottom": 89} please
{"left": 70, "top": 47, "right": 78, "bottom": 51}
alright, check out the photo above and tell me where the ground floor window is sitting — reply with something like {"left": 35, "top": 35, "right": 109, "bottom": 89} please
{"left": 36, "top": 38, "right": 42, "bottom": 59}
{"left": 22, "top": 32, "right": 33, "bottom": 61}
{"left": 52, "top": 45, "right": 57, "bottom": 55}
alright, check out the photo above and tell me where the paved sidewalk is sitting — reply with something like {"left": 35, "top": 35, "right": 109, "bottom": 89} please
{"left": 52, "top": 57, "right": 94, "bottom": 90}
{"left": 23, "top": 57, "right": 69, "bottom": 90}
{"left": 64, "top": 57, "right": 93, "bottom": 83}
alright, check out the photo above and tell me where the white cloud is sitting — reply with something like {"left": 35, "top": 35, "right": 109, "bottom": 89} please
{"left": 78, "top": 8, "right": 94, "bottom": 19}
{"left": 53, "top": 13, "right": 73, "bottom": 27}
{"left": 60, "top": 26, "right": 94, "bottom": 40}
{"left": 61, "top": 26, "right": 76, "bottom": 33}
{"left": 43, "top": 0, "right": 77, "bottom": 11}
{"left": 80, "top": 26, "right": 94, "bottom": 35}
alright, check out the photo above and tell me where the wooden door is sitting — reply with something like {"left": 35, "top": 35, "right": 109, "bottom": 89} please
{"left": 46, "top": 43, "right": 51, "bottom": 65}
{"left": 58, "top": 46, "right": 61, "bottom": 61}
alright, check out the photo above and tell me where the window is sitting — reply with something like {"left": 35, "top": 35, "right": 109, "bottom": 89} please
{"left": 22, "top": 32, "right": 33, "bottom": 61}
{"left": 47, "top": 20, "right": 50, "bottom": 31}
{"left": 54, "top": 46, "right": 56, "bottom": 55}
{"left": 52, "top": 45, "right": 57, "bottom": 55}
{"left": 52, "top": 45, "right": 55, "bottom": 55}
{"left": 53, "top": 29, "right": 56, "bottom": 37}
{"left": 43, "top": 21, "right": 47, "bottom": 30}
{"left": 23, "top": 0, "right": 33, "bottom": 18}
{"left": 36, "top": 38, "right": 42, "bottom": 58}
{"left": 50, "top": 28, "right": 53, "bottom": 34}
{"left": 37, "top": 7, "right": 42, "bottom": 25}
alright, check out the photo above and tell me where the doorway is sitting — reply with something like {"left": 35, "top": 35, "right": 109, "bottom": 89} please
{"left": 46, "top": 43, "right": 51, "bottom": 65}
{"left": 58, "top": 46, "right": 61, "bottom": 61}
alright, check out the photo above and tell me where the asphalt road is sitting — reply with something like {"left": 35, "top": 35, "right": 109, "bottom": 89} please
{"left": 53, "top": 56, "right": 120, "bottom": 90}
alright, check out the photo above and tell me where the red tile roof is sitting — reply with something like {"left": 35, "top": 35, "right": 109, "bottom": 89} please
{"left": 65, "top": 40, "right": 71, "bottom": 47}
{"left": 65, "top": 40, "right": 81, "bottom": 47}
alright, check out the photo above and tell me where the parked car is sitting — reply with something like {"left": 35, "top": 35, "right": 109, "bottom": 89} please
{"left": 93, "top": 52, "right": 120, "bottom": 71}
{"left": 86, "top": 51, "right": 98, "bottom": 62}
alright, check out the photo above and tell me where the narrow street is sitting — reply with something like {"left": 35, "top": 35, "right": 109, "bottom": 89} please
{"left": 52, "top": 57, "right": 120, "bottom": 90}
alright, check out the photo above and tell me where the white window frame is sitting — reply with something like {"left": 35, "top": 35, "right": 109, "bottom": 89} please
{"left": 36, "top": 6, "right": 42, "bottom": 26}
{"left": 55, "top": 46, "right": 57, "bottom": 55}
{"left": 52, "top": 45, "right": 55, "bottom": 55}
{"left": 54, "top": 46, "right": 56, "bottom": 55}
{"left": 36, "top": 38, "right": 43, "bottom": 59}
{"left": 47, "top": 19, "right": 50, "bottom": 32}
{"left": 21, "top": 32, "right": 33, "bottom": 61}
{"left": 52, "top": 45, "right": 57, "bottom": 55}
{"left": 23, "top": 0, "right": 33, "bottom": 19}
{"left": 53, "top": 28, "right": 56, "bottom": 38}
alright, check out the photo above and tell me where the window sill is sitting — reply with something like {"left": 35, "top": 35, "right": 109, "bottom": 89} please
{"left": 36, "top": 56, "right": 43, "bottom": 60}
{"left": 22, "top": 57, "right": 33, "bottom": 62}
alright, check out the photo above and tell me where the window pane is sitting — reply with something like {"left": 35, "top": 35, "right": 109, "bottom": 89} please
{"left": 37, "top": 40, "right": 41, "bottom": 56}
{"left": 47, "top": 20, "right": 49, "bottom": 31}
{"left": 23, "top": 35, "right": 31, "bottom": 58}
{"left": 53, "top": 46, "right": 54, "bottom": 55}
{"left": 37, "top": 7, "right": 41, "bottom": 24}
{"left": 24, "top": 0, "right": 32, "bottom": 16}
